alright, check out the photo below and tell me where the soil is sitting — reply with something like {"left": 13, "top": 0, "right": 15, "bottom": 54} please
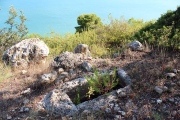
{"left": 0, "top": 48, "right": 180, "bottom": 120}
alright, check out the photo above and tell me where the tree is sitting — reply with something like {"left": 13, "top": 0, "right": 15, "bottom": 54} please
{"left": 75, "top": 14, "right": 102, "bottom": 33}
{"left": 0, "top": 6, "right": 28, "bottom": 55}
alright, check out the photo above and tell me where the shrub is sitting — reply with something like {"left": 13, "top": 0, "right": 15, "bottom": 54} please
{"left": 134, "top": 6, "right": 180, "bottom": 50}
{"left": 0, "top": 6, "right": 28, "bottom": 56}
{"left": 86, "top": 68, "right": 118, "bottom": 99}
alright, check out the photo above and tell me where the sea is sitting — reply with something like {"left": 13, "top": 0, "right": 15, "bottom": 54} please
{"left": 0, "top": 0, "right": 180, "bottom": 36}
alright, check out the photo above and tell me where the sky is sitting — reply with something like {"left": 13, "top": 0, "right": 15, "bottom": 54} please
{"left": 0, "top": 0, "right": 180, "bottom": 35}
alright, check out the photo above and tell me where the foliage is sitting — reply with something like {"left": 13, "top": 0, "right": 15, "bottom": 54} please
{"left": 75, "top": 14, "right": 102, "bottom": 33}
{"left": 28, "top": 31, "right": 108, "bottom": 58}
{"left": 94, "top": 16, "right": 147, "bottom": 52}
{"left": 135, "top": 6, "right": 180, "bottom": 50}
{"left": 86, "top": 68, "right": 118, "bottom": 99}
{"left": 0, "top": 6, "right": 28, "bottom": 55}
{"left": 74, "top": 88, "right": 81, "bottom": 105}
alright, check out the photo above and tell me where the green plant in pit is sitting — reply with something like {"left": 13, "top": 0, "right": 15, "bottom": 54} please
{"left": 86, "top": 68, "right": 118, "bottom": 99}
{"left": 74, "top": 88, "right": 81, "bottom": 105}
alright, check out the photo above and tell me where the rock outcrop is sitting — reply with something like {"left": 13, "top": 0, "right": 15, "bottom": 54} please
{"left": 2, "top": 38, "right": 49, "bottom": 68}
{"left": 51, "top": 44, "right": 91, "bottom": 70}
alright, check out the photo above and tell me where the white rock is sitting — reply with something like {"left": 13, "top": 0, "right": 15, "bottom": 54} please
{"left": 166, "top": 73, "right": 176, "bottom": 78}
{"left": 7, "top": 114, "right": 12, "bottom": 120}
{"left": 58, "top": 68, "right": 64, "bottom": 74}
{"left": 21, "top": 70, "right": 27, "bottom": 75}
{"left": 21, "top": 88, "right": 31, "bottom": 95}
{"left": 24, "top": 107, "right": 30, "bottom": 112}
{"left": 157, "top": 99, "right": 162, "bottom": 104}
{"left": 118, "top": 111, "right": 126, "bottom": 116}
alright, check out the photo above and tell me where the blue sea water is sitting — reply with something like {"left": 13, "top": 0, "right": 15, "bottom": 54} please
{"left": 0, "top": 0, "right": 180, "bottom": 36}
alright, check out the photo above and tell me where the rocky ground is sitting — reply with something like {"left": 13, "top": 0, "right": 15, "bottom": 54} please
{"left": 0, "top": 46, "right": 180, "bottom": 120}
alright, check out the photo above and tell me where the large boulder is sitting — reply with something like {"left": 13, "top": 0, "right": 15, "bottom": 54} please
{"left": 2, "top": 38, "right": 49, "bottom": 68}
{"left": 74, "top": 44, "right": 91, "bottom": 59}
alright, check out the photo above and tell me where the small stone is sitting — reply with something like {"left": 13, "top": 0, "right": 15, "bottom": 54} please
{"left": 105, "top": 108, "right": 111, "bottom": 113}
{"left": 115, "top": 115, "right": 121, "bottom": 119}
{"left": 81, "top": 61, "right": 92, "bottom": 72}
{"left": 24, "top": 107, "right": 30, "bottom": 112}
{"left": 154, "top": 86, "right": 163, "bottom": 94}
{"left": 163, "top": 86, "right": 168, "bottom": 92}
{"left": 21, "top": 70, "right": 27, "bottom": 75}
{"left": 7, "top": 114, "right": 12, "bottom": 120}
{"left": 119, "top": 111, "right": 126, "bottom": 116}
{"left": 166, "top": 73, "right": 176, "bottom": 78}
{"left": 21, "top": 88, "right": 31, "bottom": 95}
{"left": 19, "top": 107, "right": 24, "bottom": 113}
{"left": 173, "top": 69, "right": 178, "bottom": 73}
{"left": 61, "top": 72, "right": 69, "bottom": 77}
{"left": 171, "top": 82, "right": 176, "bottom": 87}
{"left": 58, "top": 68, "right": 64, "bottom": 74}
{"left": 157, "top": 99, "right": 162, "bottom": 104}
{"left": 172, "top": 110, "right": 177, "bottom": 116}
{"left": 168, "top": 98, "right": 175, "bottom": 102}
{"left": 114, "top": 106, "right": 120, "bottom": 111}
{"left": 23, "top": 99, "right": 29, "bottom": 104}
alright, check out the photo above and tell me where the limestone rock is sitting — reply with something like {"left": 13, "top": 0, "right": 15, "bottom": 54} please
{"left": 117, "top": 69, "right": 132, "bottom": 86}
{"left": 40, "top": 89, "right": 78, "bottom": 117}
{"left": 81, "top": 61, "right": 92, "bottom": 72}
{"left": 128, "top": 40, "right": 143, "bottom": 51}
{"left": 40, "top": 71, "right": 57, "bottom": 84}
{"left": 2, "top": 38, "right": 49, "bottom": 68}
{"left": 116, "top": 85, "right": 132, "bottom": 98}
{"left": 61, "top": 78, "right": 88, "bottom": 93}
{"left": 52, "top": 51, "right": 81, "bottom": 70}
{"left": 74, "top": 44, "right": 91, "bottom": 59}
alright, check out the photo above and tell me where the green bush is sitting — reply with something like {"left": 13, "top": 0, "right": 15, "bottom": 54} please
{"left": 135, "top": 6, "right": 180, "bottom": 50}
{"left": 86, "top": 68, "right": 118, "bottom": 99}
